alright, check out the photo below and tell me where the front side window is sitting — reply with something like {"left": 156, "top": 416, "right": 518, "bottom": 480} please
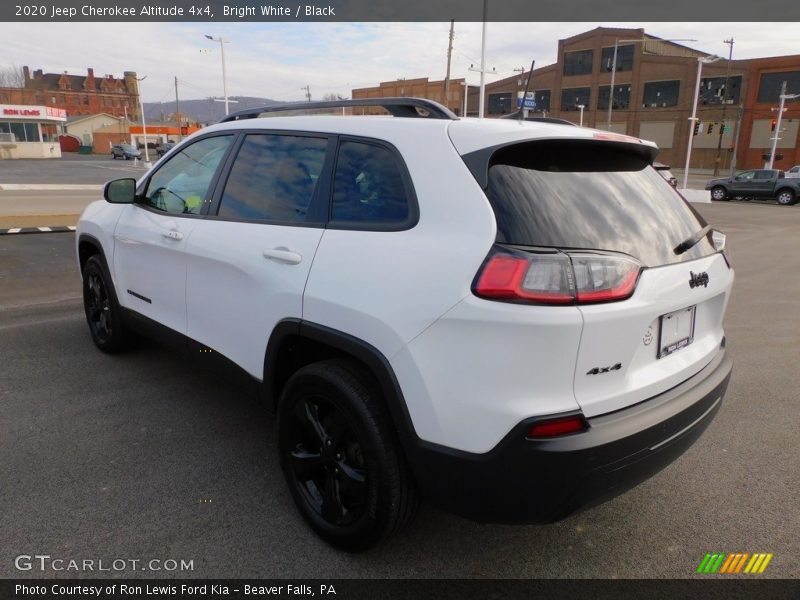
{"left": 217, "top": 134, "right": 327, "bottom": 223}
{"left": 331, "top": 141, "right": 412, "bottom": 226}
{"left": 143, "top": 135, "right": 233, "bottom": 215}
{"left": 736, "top": 171, "right": 755, "bottom": 181}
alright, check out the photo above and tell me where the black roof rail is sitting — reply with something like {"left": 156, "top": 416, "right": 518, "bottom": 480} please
{"left": 219, "top": 97, "right": 458, "bottom": 123}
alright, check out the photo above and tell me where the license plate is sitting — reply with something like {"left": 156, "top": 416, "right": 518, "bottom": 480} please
{"left": 658, "top": 305, "right": 696, "bottom": 358}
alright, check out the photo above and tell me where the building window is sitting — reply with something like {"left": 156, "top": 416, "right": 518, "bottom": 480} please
{"left": 601, "top": 44, "right": 635, "bottom": 73}
{"left": 699, "top": 75, "right": 742, "bottom": 105}
{"left": 642, "top": 80, "right": 680, "bottom": 108}
{"left": 83, "top": 95, "right": 89, "bottom": 106}
{"left": 563, "top": 50, "right": 594, "bottom": 76}
{"left": 597, "top": 84, "right": 632, "bottom": 110}
{"left": 757, "top": 71, "right": 800, "bottom": 103}
{"left": 488, "top": 92, "right": 513, "bottom": 115}
{"left": 534, "top": 90, "right": 551, "bottom": 111}
{"left": 560, "top": 87, "right": 591, "bottom": 111}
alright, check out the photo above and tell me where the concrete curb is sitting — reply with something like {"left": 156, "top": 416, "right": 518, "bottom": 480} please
{"left": 0, "top": 225, "right": 76, "bottom": 235}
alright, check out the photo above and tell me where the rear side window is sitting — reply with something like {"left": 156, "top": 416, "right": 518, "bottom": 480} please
{"left": 331, "top": 140, "right": 412, "bottom": 226}
{"left": 483, "top": 140, "right": 715, "bottom": 267}
{"left": 218, "top": 134, "right": 327, "bottom": 223}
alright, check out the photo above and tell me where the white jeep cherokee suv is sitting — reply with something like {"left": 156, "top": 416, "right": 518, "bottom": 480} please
{"left": 76, "top": 98, "right": 733, "bottom": 551}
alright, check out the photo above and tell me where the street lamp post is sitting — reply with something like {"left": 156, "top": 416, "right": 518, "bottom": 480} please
{"left": 578, "top": 104, "right": 585, "bottom": 126}
{"left": 767, "top": 83, "right": 800, "bottom": 169}
{"left": 607, "top": 37, "right": 697, "bottom": 131}
{"left": 682, "top": 55, "right": 721, "bottom": 190}
{"left": 205, "top": 34, "right": 230, "bottom": 115}
{"left": 136, "top": 75, "right": 151, "bottom": 168}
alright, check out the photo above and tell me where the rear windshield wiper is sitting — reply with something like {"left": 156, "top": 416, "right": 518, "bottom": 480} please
{"left": 674, "top": 224, "right": 711, "bottom": 255}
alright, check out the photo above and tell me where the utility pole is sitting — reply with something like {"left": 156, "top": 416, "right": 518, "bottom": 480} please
{"left": 174, "top": 76, "right": 181, "bottom": 139}
{"left": 478, "top": 0, "right": 487, "bottom": 119}
{"left": 728, "top": 104, "right": 744, "bottom": 178}
{"left": 303, "top": 85, "right": 311, "bottom": 102}
{"left": 443, "top": 19, "right": 454, "bottom": 108}
{"left": 136, "top": 75, "right": 151, "bottom": 168}
{"left": 713, "top": 38, "right": 734, "bottom": 176}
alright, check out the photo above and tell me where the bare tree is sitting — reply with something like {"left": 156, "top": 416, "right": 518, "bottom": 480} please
{"left": 0, "top": 64, "right": 26, "bottom": 88}
{"left": 321, "top": 93, "right": 347, "bottom": 101}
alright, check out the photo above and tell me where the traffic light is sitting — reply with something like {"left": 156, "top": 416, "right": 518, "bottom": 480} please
{"left": 707, "top": 123, "right": 714, "bottom": 134}
{"left": 771, "top": 119, "right": 777, "bottom": 132}
{"left": 693, "top": 121, "right": 701, "bottom": 136}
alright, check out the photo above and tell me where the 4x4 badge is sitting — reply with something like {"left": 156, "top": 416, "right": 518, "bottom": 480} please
{"left": 586, "top": 363, "right": 622, "bottom": 375}
{"left": 689, "top": 271, "right": 709, "bottom": 288}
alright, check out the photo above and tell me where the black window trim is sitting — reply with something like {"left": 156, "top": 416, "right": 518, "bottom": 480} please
{"left": 134, "top": 131, "right": 240, "bottom": 220}
{"left": 204, "top": 128, "right": 334, "bottom": 229}
{"left": 326, "top": 134, "right": 420, "bottom": 233}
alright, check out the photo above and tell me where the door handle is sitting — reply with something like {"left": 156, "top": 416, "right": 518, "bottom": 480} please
{"left": 161, "top": 230, "right": 184, "bottom": 241}
{"left": 262, "top": 247, "right": 302, "bottom": 265}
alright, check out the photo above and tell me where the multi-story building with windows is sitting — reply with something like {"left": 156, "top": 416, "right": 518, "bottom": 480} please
{"left": 481, "top": 27, "right": 800, "bottom": 171}
{"left": 0, "top": 66, "right": 140, "bottom": 121}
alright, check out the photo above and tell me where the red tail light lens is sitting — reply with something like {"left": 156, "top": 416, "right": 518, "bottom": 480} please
{"left": 527, "top": 415, "right": 588, "bottom": 438}
{"left": 474, "top": 247, "right": 641, "bottom": 305}
{"left": 475, "top": 253, "right": 574, "bottom": 304}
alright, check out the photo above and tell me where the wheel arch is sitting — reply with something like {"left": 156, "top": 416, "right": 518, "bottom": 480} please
{"left": 78, "top": 233, "right": 109, "bottom": 274}
{"left": 263, "top": 320, "right": 417, "bottom": 440}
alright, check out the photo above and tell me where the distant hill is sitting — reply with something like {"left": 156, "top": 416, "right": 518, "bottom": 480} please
{"left": 142, "top": 96, "right": 282, "bottom": 124}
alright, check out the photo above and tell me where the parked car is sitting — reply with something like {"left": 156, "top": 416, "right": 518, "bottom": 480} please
{"left": 156, "top": 141, "right": 176, "bottom": 158}
{"left": 654, "top": 162, "right": 678, "bottom": 187}
{"left": 77, "top": 98, "right": 734, "bottom": 551}
{"left": 785, "top": 165, "right": 800, "bottom": 178}
{"left": 705, "top": 168, "right": 800, "bottom": 205}
{"left": 110, "top": 143, "right": 141, "bottom": 160}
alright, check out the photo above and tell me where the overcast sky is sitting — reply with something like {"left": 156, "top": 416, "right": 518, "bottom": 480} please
{"left": 2, "top": 22, "right": 799, "bottom": 103}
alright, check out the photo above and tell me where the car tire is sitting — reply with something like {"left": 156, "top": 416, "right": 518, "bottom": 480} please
{"left": 82, "top": 255, "right": 135, "bottom": 354}
{"left": 776, "top": 188, "right": 797, "bottom": 206}
{"left": 111, "top": 152, "right": 116, "bottom": 159}
{"left": 277, "top": 359, "right": 419, "bottom": 552}
{"left": 710, "top": 186, "right": 728, "bottom": 201}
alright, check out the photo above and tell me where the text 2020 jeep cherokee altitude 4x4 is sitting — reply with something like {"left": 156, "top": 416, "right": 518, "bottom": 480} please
{"left": 76, "top": 98, "right": 733, "bottom": 551}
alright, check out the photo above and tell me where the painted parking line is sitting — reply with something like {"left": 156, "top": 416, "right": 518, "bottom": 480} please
{"left": 0, "top": 225, "right": 76, "bottom": 235}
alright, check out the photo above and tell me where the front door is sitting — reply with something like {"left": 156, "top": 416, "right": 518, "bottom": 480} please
{"left": 112, "top": 134, "right": 235, "bottom": 334}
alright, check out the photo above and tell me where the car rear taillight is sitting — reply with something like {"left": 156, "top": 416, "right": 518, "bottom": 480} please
{"left": 527, "top": 415, "right": 588, "bottom": 438}
{"left": 474, "top": 246, "right": 641, "bottom": 305}
{"left": 712, "top": 229, "right": 732, "bottom": 268}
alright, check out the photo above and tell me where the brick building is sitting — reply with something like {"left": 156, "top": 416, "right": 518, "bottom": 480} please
{"left": 352, "top": 77, "right": 468, "bottom": 115}
{"left": 480, "top": 27, "right": 800, "bottom": 171}
{"left": 0, "top": 66, "right": 140, "bottom": 121}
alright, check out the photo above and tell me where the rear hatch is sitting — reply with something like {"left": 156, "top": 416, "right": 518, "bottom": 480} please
{"left": 468, "top": 137, "right": 733, "bottom": 417}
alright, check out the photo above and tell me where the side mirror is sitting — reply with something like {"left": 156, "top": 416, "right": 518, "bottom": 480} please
{"left": 104, "top": 178, "right": 136, "bottom": 204}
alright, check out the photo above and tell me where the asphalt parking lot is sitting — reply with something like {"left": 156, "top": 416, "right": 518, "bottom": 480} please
{"left": 0, "top": 201, "right": 798, "bottom": 579}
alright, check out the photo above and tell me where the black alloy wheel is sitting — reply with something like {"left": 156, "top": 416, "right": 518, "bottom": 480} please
{"left": 82, "top": 255, "right": 134, "bottom": 353}
{"left": 277, "top": 360, "right": 419, "bottom": 551}
{"left": 286, "top": 395, "right": 369, "bottom": 528}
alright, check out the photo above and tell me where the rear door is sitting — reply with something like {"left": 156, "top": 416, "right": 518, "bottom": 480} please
{"left": 752, "top": 169, "right": 778, "bottom": 197}
{"left": 184, "top": 132, "right": 332, "bottom": 378}
{"left": 481, "top": 139, "right": 733, "bottom": 417}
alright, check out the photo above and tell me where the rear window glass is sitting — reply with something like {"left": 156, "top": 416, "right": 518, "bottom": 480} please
{"left": 483, "top": 141, "right": 715, "bottom": 266}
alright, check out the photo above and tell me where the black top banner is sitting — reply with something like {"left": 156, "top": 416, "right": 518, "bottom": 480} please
{"left": 2, "top": 0, "right": 800, "bottom": 22}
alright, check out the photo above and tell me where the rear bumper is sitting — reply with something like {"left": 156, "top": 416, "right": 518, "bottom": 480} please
{"left": 404, "top": 349, "right": 732, "bottom": 523}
